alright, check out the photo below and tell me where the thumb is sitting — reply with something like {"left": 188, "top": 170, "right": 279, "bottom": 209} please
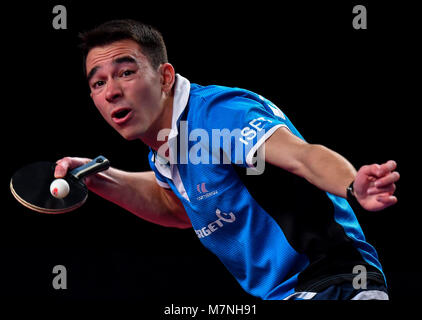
{"left": 358, "top": 164, "right": 382, "bottom": 178}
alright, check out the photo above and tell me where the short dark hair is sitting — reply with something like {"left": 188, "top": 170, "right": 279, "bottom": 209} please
{"left": 79, "top": 19, "right": 168, "bottom": 74}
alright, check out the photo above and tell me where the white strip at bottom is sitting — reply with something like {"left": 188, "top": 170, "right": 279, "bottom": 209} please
{"left": 351, "top": 290, "right": 389, "bottom": 300}
{"left": 283, "top": 291, "right": 317, "bottom": 300}
{"left": 284, "top": 290, "right": 389, "bottom": 300}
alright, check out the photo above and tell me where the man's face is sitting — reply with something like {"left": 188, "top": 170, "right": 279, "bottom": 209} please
{"left": 86, "top": 39, "right": 164, "bottom": 140}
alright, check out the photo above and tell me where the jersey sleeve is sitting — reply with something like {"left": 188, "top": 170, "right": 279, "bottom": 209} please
{"left": 147, "top": 149, "right": 171, "bottom": 189}
{"left": 202, "top": 90, "right": 299, "bottom": 169}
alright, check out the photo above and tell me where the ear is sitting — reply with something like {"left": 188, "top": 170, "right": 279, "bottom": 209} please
{"left": 159, "top": 63, "right": 175, "bottom": 94}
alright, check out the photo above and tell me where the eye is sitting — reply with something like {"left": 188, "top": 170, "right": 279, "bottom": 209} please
{"left": 121, "top": 70, "right": 135, "bottom": 77}
{"left": 92, "top": 80, "right": 105, "bottom": 89}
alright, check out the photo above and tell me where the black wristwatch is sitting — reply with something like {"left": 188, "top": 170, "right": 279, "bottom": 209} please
{"left": 346, "top": 180, "right": 362, "bottom": 211}
{"left": 347, "top": 181, "right": 356, "bottom": 198}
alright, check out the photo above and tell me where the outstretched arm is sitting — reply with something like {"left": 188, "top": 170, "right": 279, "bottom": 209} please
{"left": 54, "top": 157, "right": 191, "bottom": 228}
{"left": 264, "top": 127, "right": 400, "bottom": 212}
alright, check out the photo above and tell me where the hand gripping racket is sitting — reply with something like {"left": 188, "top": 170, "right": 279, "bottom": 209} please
{"left": 10, "top": 155, "right": 110, "bottom": 214}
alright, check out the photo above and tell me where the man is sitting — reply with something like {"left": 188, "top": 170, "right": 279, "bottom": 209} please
{"left": 55, "top": 19, "right": 399, "bottom": 300}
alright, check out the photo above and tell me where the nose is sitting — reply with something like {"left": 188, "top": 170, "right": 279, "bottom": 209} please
{"left": 105, "top": 79, "right": 123, "bottom": 102}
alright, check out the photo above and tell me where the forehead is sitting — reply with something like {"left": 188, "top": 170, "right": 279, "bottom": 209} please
{"left": 86, "top": 39, "right": 146, "bottom": 74}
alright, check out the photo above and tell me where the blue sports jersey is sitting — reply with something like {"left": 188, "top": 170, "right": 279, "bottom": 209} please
{"left": 148, "top": 74, "right": 386, "bottom": 300}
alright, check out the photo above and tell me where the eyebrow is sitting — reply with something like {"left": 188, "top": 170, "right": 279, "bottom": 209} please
{"left": 86, "top": 55, "right": 138, "bottom": 82}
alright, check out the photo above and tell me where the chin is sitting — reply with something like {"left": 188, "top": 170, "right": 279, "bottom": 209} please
{"left": 118, "top": 126, "right": 147, "bottom": 141}
{"left": 119, "top": 131, "right": 141, "bottom": 141}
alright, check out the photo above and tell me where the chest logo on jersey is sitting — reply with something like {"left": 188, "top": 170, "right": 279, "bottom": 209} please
{"left": 196, "top": 182, "right": 218, "bottom": 201}
{"left": 195, "top": 209, "right": 236, "bottom": 239}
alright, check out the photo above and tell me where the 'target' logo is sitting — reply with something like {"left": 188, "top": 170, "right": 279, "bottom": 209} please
{"left": 195, "top": 209, "right": 236, "bottom": 238}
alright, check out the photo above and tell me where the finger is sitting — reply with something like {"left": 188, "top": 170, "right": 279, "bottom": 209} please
{"left": 374, "top": 171, "right": 400, "bottom": 188}
{"left": 376, "top": 194, "right": 398, "bottom": 205}
{"left": 378, "top": 160, "right": 397, "bottom": 176}
{"left": 368, "top": 183, "right": 396, "bottom": 195}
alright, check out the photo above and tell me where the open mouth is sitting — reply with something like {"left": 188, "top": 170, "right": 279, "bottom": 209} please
{"left": 111, "top": 108, "right": 133, "bottom": 124}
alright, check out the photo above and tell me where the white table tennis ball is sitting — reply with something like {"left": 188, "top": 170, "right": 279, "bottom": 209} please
{"left": 50, "top": 179, "right": 70, "bottom": 199}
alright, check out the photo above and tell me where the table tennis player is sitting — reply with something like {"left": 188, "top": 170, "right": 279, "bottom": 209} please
{"left": 54, "top": 19, "right": 399, "bottom": 300}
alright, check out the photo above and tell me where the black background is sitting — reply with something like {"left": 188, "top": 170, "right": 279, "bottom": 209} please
{"left": 1, "top": 0, "right": 419, "bottom": 314}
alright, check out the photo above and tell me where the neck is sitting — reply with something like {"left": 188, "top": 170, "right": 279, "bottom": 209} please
{"left": 141, "top": 93, "right": 174, "bottom": 159}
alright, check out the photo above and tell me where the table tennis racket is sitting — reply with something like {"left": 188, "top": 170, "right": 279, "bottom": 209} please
{"left": 10, "top": 155, "right": 110, "bottom": 214}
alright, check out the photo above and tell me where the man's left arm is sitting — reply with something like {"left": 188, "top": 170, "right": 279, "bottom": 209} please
{"left": 264, "top": 127, "right": 400, "bottom": 212}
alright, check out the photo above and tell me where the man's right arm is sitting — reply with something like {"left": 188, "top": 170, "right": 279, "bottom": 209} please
{"left": 54, "top": 157, "right": 191, "bottom": 229}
